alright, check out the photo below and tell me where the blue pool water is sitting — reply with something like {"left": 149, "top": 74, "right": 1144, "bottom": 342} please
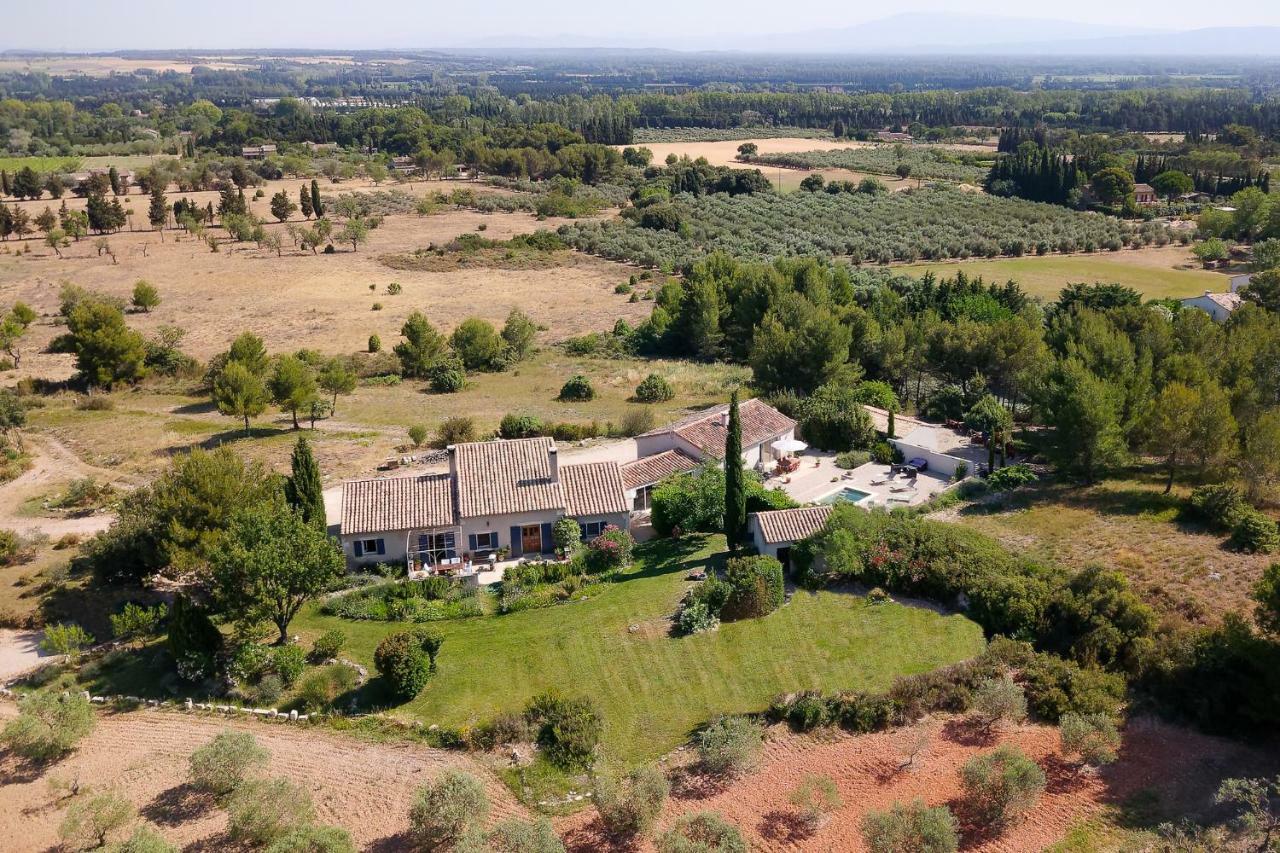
{"left": 819, "top": 487, "right": 871, "bottom": 505}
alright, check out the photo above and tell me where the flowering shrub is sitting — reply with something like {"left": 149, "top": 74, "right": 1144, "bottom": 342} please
{"left": 585, "top": 526, "right": 634, "bottom": 573}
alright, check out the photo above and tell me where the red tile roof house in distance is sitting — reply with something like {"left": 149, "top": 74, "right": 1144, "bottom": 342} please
{"left": 339, "top": 437, "right": 629, "bottom": 575}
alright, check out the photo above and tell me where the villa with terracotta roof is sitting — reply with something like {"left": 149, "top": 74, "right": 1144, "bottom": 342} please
{"left": 340, "top": 437, "right": 629, "bottom": 572}
{"left": 635, "top": 398, "right": 797, "bottom": 467}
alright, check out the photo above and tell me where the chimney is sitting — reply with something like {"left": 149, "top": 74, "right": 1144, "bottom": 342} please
{"left": 1204, "top": 290, "right": 1212, "bottom": 297}
{"left": 446, "top": 445, "right": 457, "bottom": 481}
{"left": 548, "top": 444, "right": 559, "bottom": 482}
{"left": 720, "top": 411, "right": 729, "bottom": 428}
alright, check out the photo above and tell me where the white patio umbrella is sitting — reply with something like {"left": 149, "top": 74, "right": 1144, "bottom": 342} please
{"left": 771, "top": 437, "right": 808, "bottom": 455}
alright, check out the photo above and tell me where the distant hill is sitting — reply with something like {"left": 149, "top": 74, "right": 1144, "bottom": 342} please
{"left": 435, "top": 14, "right": 1280, "bottom": 56}
{"left": 745, "top": 13, "right": 1163, "bottom": 53}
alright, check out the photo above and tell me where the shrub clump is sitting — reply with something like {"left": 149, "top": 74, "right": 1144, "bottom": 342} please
{"left": 309, "top": 629, "right": 347, "bottom": 662}
{"left": 722, "top": 555, "right": 784, "bottom": 620}
{"left": 1, "top": 690, "right": 95, "bottom": 762}
{"left": 985, "top": 463, "right": 1036, "bottom": 491}
{"left": 226, "top": 778, "right": 315, "bottom": 847}
{"left": 1058, "top": 712, "right": 1121, "bottom": 767}
{"left": 657, "top": 812, "right": 746, "bottom": 853}
{"left": 593, "top": 765, "right": 669, "bottom": 839}
{"left": 696, "top": 715, "right": 763, "bottom": 776}
{"left": 500, "top": 412, "right": 545, "bottom": 439}
{"left": 374, "top": 628, "right": 444, "bottom": 700}
{"left": 557, "top": 374, "right": 595, "bottom": 401}
{"left": 789, "top": 774, "right": 841, "bottom": 832}
{"left": 409, "top": 769, "right": 489, "bottom": 850}
{"left": 635, "top": 373, "right": 675, "bottom": 403}
{"left": 189, "top": 729, "right": 270, "bottom": 797}
{"left": 525, "top": 692, "right": 602, "bottom": 770}
{"left": 297, "top": 664, "right": 359, "bottom": 713}
{"left": 862, "top": 799, "right": 959, "bottom": 853}
{"left": 583, "top": 526, "right": 634, "bottom": 573}
{"left": 959, "top": 744, "right": 1046, "bottom": 829}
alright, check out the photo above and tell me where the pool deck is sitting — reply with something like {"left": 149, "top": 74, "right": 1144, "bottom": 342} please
{"left": 764, "top": 452, "right": 953, "bottom": 508}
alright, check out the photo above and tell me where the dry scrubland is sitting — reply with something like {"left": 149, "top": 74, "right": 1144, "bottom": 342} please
{"left": 938, "top": 472, "right": 1274, "bottom": 622}
{"left": 1, "top": 702, "right": 1268, "bottom": 853}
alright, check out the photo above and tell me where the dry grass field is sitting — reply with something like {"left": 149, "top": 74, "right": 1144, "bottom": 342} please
{"left": 622, "top": 138, "right": 917, "bottom": 192}
{"left": 900, "top": 245, "right": 1228, "bottom": 302}
{"left": 937, "top": 471, "right": 1272, "bottom": 622}
{"left": 625, "top": 137, "right": 994, "bottom": 192}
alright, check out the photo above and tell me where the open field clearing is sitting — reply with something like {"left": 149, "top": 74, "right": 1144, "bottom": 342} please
{"left": 755, "top": 145, "right": 994, "bottom": 185}
{"left": 292, "top": 535, "right": 986, "bottom": 764}
{"left": 17, "top": 354, "right": 745, "bottom": 480}
{"left": 0, "top": 207, "right": 637, "bottom": 368}
{"left": 938, "top": 472, "right": 1273, "bottom": 622}
{"left": 620, "top": 138, "right": 917, "bottom": 192}
{"left": 900, "top": 245, "right": 1228, "bottom": 301}
{"left": 0, "top": 56, "right": 257, "bottom": 75}
{"left": 0, "top": 702, "right": 529, "bottom": 851}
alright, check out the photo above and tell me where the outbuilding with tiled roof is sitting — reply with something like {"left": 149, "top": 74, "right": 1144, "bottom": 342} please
{"left": 747, "top": 505, "right": 833, "bottom": 566}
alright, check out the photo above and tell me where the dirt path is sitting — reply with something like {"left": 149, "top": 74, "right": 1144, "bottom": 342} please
{"left": 0, "top": 434, "right": 123, "bottom": 539}
{"left": 0, "top": 703, "right": 529, "bottom": 852}
{"left": 0, "top": 629, "right": 50, "bottom": 681}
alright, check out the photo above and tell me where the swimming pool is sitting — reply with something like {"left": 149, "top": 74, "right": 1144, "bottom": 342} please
{"left": 819, "top": 487, "right": 872, "bottom": 505}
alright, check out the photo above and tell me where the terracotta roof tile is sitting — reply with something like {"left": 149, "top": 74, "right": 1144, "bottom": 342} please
{"left": 620, "top": 449, "right": 700, "bottom": 490}
{"left": 639, "top": 399, "right": 796, "bottom": 460}
{"left": 562, "top": 462, "right": 630, "bottom": 516}
{"left": 341, "top": 474, "right": 456, "bottom": 535}
{"left": 453, "top": 437, "right": 565, "bottom": 518}
{"left": 751, "top": 505, "right": 832, "bottom": 545}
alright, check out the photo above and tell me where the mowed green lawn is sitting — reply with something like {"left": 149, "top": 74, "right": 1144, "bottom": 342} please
{"left": 900, "top": 249, "right": 1229, "bottom": 302}
{"left": 295, "top": 535, "right": 985, "bottom": 763}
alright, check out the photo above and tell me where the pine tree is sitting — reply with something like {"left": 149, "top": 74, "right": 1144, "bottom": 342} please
{"left": 724, "top": 391, "right": 746, "bottom": 550}
{"left": 284, "top": 435, "right": 327, "bottom": 533}
{"left": 310, "top": 180, "right": 323, "bottom": 218}
{"left": 148, "top": 184, "right": 168, "bottom": 230}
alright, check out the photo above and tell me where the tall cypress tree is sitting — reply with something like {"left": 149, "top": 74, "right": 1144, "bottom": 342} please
{"left": 299, "top": 184, "right": 312, "bottom": 219}
{"left": 285, "top": 436, "right": 327, "bottom": 533}
{"left": 310, "top": 180, "right": 324, "bottom": 218}
{"left": 724, "top": 391, "right": 746, "bottom": 550}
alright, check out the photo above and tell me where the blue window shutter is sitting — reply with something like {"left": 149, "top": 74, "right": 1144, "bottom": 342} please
{"left": 468, "top": 534, "right": 478, "bottom": 551}
{"left": 353, "top": 540, "right": 363, "bottom": 558}
{"left": 375, "top": 539, "right": 385, "bottom": 555}
{"left": 540, "top": 523, "right": 553, "bottom": 553}
{"left": 510, "top": 526, "right": 522, "bottom": 557}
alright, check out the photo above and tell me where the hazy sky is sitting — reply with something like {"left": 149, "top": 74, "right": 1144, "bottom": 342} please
{"left": 6, "top": 0, "right": 1280, "bottom": 51}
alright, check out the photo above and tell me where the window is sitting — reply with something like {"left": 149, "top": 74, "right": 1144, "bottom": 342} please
{"left": 580, "top": 520, "right": 607, "bottom": 540}
{"left": 415, "top": 532, "right": 456, "bottom": 566}
{"left": 357, "top": 538, "right": 382, "bottom": 556}
{"left": 633, "top": 486, "right": 652, "bottom": 512}
{"left": 472, "top": 531, "right": 497, "bottom": 553}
